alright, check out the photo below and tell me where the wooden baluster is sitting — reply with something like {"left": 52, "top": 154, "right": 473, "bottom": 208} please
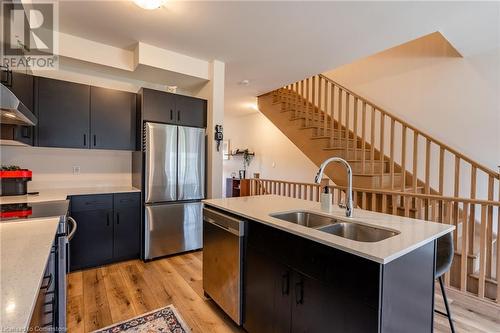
{"left": 361, "top": 102, "right": 367, "bottom": 173}
{"left": 353, "top": 97, "right": 358, "bottom": 161}
{"left": 390, "top": 119, "right": 395, "bottom": 189}
{"left": 317, "top": 76, "right": 322, "bottom": 127}
{"left": 305, "top": 78, "right": 310, "bottom": 127}
{"left": 311, "top": 76, "right": 316, "bottom": 125}
{"left": 460, "top": 202, "right": 469, "bottom": 292}
{"left": 382, "top": 194, "right": 387, "bottom": 214}
{"left": 361, "top": 192, "right": 367, "bottom": 209}
{"left": 425, "top": 139, "right": 431, "bottom": 194}
{"left": 337, "top": 89, "right": 343, "bottom": 141}
{"left": 444, "top": 201, "right": 453, "bottom": 286}
{"left": 370, "top": 106, "right": 376, "bottom": 174}
{"left": 497, "top": 203, "right": 500, "bottom": 303}
{"left": 478, "top": 204, "right": 488, "bottom": 298}
{"left": 486, "top": 176, "right": 494, "bottom": 277}
{"left": 309, "top": 185, "right": 313, "bottom": 201}
{"left": 400, "top": 125, "right": 407, "bottom": 193}
{"left": 469, "top": 166, "right": 477, "bottom": 256}
{"left": 324, "top": 80, "right": 329, "bottom": 135}
{"left": 300, "top": 80, "right": 305, "bottom": 118}
{"left": 404, "top": 196, "right": 410, "bottom": 217}
{"left": 453, "top": 156, "right": 461, "bottom": 250}
{"left": 439, "top": 147, "right": 445, "bottom": 195}
{"left": 371, "top": 193, "right": 377, "bottom": 212}
{"left": 379, "top": 112, "right": 385, "bottom": 187}
{"left": 298, "top": 184, "right": 302, "bottom": 199}
{"left": 316, "top": 186, "right": 321, "bottom": 202}
{"left": 412, "top": 132, "right": 418, "bottom": 193}
{"left": 330, "top": 83, "right": 335, "bottom": 146}
{"left": 392, "top": 195, "right": 397, "bottom": 215}
{"left": 345, "top": 93, "right": 350, "bottom": 158}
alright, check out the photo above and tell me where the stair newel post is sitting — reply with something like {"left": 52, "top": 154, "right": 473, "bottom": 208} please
{"left": 345, "top": 93, "right": 350, "bottom": 159}
{"left": 361, "top": 102, "right": 367, "bottom": 173}
{"left": 400, "top": 125, "right": 407, "bottom": 196}
{"left": 379, "top": 111, "right": 385, "bottom": 188}
{"left": 390, "top": 119, "right": 395, "bottom": 189}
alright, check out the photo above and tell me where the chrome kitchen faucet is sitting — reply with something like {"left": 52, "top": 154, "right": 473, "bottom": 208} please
{"left": 314, "top": 157, "right": 354, "bottom": 218}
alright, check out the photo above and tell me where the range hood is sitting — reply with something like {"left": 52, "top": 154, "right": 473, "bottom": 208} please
{"left": 1, "top": 83, "right": 37, "bottom": 126}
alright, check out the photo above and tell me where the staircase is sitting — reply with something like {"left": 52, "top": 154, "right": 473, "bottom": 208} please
{"left": 256, "top": 74, "right": 500, "bottom": 305}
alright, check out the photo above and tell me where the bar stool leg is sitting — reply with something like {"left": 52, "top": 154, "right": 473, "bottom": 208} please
{"left": 438, "top": 276, "right": 456, "bottom": 333}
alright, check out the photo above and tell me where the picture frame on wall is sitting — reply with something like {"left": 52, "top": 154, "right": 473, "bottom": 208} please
{"left": 223, "top": 140, "right": 230, "bottom": 160}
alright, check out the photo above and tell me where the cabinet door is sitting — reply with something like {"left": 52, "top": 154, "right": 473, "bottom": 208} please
{"left": 37, "top": 77, "right": 90, "bottom": 148}
{"left": 90, "top": 86, "right": 137, "bottom": 150}
{"left": 175, "top": 95, "right": 206, "bottom": 128}
{"left": 244, "top": 247, "right": 291, "bottom": 333}
{"left": 141, "top": 88, "right": 176, "bottom": 124}
{"left": 113, "top": 193, "right": 141, "bottom": 260}
{"left": 69, "top": 209, "right": 113, "bottom": 271}
{"left": 9, "top": 72, "right": 34, "bottom": 145}
{"left": 291, "top": 273, "right": 377, "bottom": 333}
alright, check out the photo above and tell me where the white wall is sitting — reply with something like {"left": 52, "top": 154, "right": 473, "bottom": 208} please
{"left": 223, "top": 112, "right": 319, "bottom": 196}
{"left": 323, "top": 33, "right": 500, "bottom": 200}
{"left": 0, "top": 146, "right": 132, "bottom": 191}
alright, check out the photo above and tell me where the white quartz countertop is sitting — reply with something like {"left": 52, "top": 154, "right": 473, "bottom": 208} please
{"left": 203, "top": 195, "right": 454, "bottom": 264}
{"left": 0, "top": 186, "right": 140, "bottom": 204}
{"left": 0, "top": 217, "right": 60, "bottom": 331}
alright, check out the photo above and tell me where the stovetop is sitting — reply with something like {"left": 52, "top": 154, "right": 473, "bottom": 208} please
{"left": 0, "top": 200, "right": 69, "bottom": 221}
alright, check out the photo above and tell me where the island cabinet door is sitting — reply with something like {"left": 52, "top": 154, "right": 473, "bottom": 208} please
{"left": 290, "top": 272, "right": 379, "bottom": 333}
{"left": 244, "top": 247, "right": 291, "bottom": 333}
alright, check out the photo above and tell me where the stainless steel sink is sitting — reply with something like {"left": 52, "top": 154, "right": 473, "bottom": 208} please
{"left": 317, "top": 222, "right": 399, "bottom": 242}
{"left": 270, "top": 211, "right": 337, "bottom": 228}
{"left": 270, "top": 210, "right": 399, "bottom": 242}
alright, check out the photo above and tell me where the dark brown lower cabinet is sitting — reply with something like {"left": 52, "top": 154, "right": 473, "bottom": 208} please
{"left": 69, "top": 192, "right": 140, "bottom": 271}
{"left": 244, "top": 222, "right": 435, "bottom": 333}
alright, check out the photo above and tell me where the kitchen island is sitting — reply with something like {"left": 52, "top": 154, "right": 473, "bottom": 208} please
{"left": 0, "top": 218, "right": 61, "bottom": 331}
{"left": 203, "top": 195, "right": 454, "bottom": 333}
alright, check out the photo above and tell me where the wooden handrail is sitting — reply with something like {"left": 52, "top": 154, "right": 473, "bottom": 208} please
{"left": 248, "top": 178, "right": 500, "bottom": 304}
{"left": 317, "top": 74, "right": 499, "bottom": 179}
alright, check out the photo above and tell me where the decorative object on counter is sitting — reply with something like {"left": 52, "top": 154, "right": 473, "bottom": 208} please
{"left": 239, "top": 170, "right": 246, "bottom": 179}
{"left": 320, "top": 186, "right": 332, "bottom": 212}
{"left": 253, "top": 172, "right": 260, "bottom": 179}
{"left": 214, "top": 124, "right": 223, "bottom": 151}
{"left": 222, "top": 139, "right": 230, "bottom": 160}
{"left": 231, "top": 172, "right": 237, "bottom": 178}
{"left": 226, "top": 178, "right": 250, "bottom": 197}
{"left": 90, "top": 305, "right": 189, "bottom": 333}
{"left": 0, "top": 165, "right": 32, "bottom": 196}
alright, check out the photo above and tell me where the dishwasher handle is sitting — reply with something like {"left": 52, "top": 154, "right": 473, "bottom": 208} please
{"left": 203, "top": 207, "right": 244, "bottom": 237}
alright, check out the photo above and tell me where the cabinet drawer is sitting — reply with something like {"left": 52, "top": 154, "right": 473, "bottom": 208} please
{"left": 113, "top": 192, "right": 141, "bottom": 209}
{"left": 70, "top": 194, "right": 113, "bottom": 212}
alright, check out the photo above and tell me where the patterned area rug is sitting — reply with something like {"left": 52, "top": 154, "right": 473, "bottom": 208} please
{"left": 91, "top": 305, "right": 190, "bottom": 333}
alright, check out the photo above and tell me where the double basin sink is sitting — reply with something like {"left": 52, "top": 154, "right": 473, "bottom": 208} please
{"left": 270, "top": 211, "right": 399, "bottom": 242}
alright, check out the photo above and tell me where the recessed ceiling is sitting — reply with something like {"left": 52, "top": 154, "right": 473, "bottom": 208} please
{"left": 57, "top": 1, "right": 500, "bottom": 116}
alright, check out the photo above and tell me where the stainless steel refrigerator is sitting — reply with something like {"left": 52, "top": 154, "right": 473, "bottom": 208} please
{"left": 142, "top": 122, "right": 205, "bottom": 259}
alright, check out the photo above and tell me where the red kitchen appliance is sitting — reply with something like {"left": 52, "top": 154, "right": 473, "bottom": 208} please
{"left": 0, "top": 169, "right": 32, "bottom": 196}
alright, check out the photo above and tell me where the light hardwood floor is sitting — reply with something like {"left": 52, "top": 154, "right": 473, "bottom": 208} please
{"left": 67, "top": 251, "right": 500, "bottom": 333}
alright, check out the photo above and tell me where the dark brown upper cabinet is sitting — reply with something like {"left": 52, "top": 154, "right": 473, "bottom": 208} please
{"left": 90, "top": 86, "right": 136, "bottom": 150}
{"left": 140, "top": 88, "right": 207, "bottom": 128}
{"left": 36, "top": 77, "right": 90, "bottom": 149}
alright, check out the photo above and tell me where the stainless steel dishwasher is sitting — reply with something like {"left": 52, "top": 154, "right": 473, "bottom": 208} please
{"left": 202, "top": 207, "right": 245, "bottom": 325}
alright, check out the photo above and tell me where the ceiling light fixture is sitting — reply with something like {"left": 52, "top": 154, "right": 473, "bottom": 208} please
{"left": 133, "top": 0, "right": 166, "bottom": 10}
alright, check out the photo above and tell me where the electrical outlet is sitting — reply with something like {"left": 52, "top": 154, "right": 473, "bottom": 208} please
{"left": 72, "top": 166, "right": 81, "bottom": 175}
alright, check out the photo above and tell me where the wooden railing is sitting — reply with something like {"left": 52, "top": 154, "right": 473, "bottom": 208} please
{"left": 275, "top": 74, "right": 499, "bottom": 203}
{"left": 249, "top": 178, "right": 500, "bottom": 304}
